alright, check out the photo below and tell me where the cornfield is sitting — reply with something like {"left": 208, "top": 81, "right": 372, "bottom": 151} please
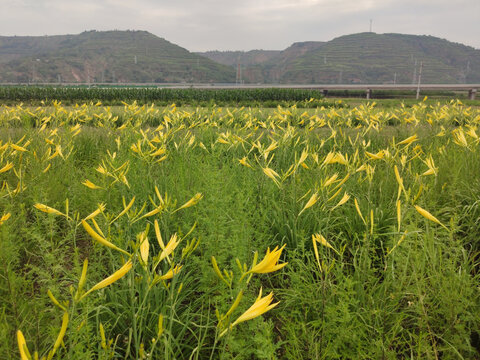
{"left": 0, "top": 87, "right": 331, "bottom": 105}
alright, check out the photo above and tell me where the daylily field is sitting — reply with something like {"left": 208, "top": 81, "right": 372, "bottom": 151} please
{"left": 1, "top": 99, "right": 479, "bottom": 359}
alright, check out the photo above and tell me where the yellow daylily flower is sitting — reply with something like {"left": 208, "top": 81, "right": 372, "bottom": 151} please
{"left": 159, "top": 264, "right": 183, "bottom": 280}
{"left": 158, "top": 234, "right": 180, "bottom": 262}
{"left": 11, "top": 143, "right": 28, "bottom": 152}
{"left": 248, "top": 244, "right": 287, "bottom": 274}
{"left": 0, "top": 162, "right": 14, "bottom": 173}
{"left": 322, "top": 173, "right": 338, "bottom": 188}
{"left": 262, "top": 167, "right": 281, "bottom": 186}
{"left": 83, "top": 203, "right": 106, "bottom": 221}
{"left": 421, "top": 155, "right": 437, "bottom": 176}
{"left": 17, "top": 330, "right": 31, "bottom": 360}
{"left": 331, "top": 192, "right": 350, "bottom": 210}
{"left": 139, "top": 232, "right": 150, "bottom": 266}
{"left": 365, "top": 150, "right": 384, "bottom": 160}
{"left": 0, "top": 212, "right": 11, "bottom": 226}
{"left": 80, "top": 260, "right": 133, "bottom": 300}
{"left": 238, "top": 156, "right": 252, "bottom": 168}
{"left": 47, "top": 312, "right": 69, "bottom": 360}
{"left": 298, "top": 192, "right": 319, "bottom": 216}
{"left": 230, "top": 288, "right": 279, "bottom": 328}
{"left": 174, "top": 193, "right": 203, "bottom": 212}
{"left": 81, "top": 220, "right": 131, "bottom": 257}
{"left": 74, "top": 259, "right": 89, "bottom": 301}
{"left": 397, "top": 134, "right": 418, "bottom": 146}
{"left": 312, "top": 233, "right": 339, "bottom": 255}
{"left": 354, "top": 198, "right": 366, "bottom": 225}
{"left": 34, "top": 203, "right": 66, "bottom": 217}
{"left": 414, "top": 205, "right": 448, "bottom": 231}
{"left": 110, "top": 196, "right": 135, "bottom": 224}
{"left": 82, "top": 179, "right": 103, "bottom": 189}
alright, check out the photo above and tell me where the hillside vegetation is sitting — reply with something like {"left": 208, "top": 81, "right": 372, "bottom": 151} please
{"left": 1, "top": 31, "right": 479, "bottom": 84}
{"left": 0, "top": 30, "right": 235, "bottom": 83}
{"left": 200, "top": 33, "right": 480, "bottom": 84}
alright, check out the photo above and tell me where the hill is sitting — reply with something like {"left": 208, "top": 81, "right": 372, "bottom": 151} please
{"left": 0, "top": 30, "right": 235, "bottom": 83}
{"left": 202, "top": 33, "right": 480, "bottom": 84}
{"left": 1, "top": 31, "right": 479, "bottom": 84}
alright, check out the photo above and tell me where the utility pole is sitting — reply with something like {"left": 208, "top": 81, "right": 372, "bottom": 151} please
{"left": 369, "top": 19, "right": 373, "bottom": 33}
{"left": 412, "top": 59, "right": 417, "bottom": 84}
{"left": 134, "top": 55, "right": 137, "bottom": 65}
{"left": 393, "top": 72, "right": 397, "bottom": 85}
{"left": 462, "top": 60, "right": 471, "bottom": 83}
{"left": 236, "top": 55, "right": 242, "bottom": 85}
{"left": 416, "top": 61, "right": 423, "bottom": 100}
{"left": 236, "top": 63, "right": 242, "bottom": 85}
{"left": 31, "top": 60, "right": 35, "bottom": 84}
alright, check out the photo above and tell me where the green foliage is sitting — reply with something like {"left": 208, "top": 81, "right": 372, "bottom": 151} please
{"left": 203, "top": 33, "right": 480, "bottom": 84}
{"left": 0, "top": 86, "right": 336, "bottom": 107}
{"left": 0, "top": 30, "right": 235, "bottom": 83}
{"left": 1, "top": 100, "right": 479, "bottom": 359}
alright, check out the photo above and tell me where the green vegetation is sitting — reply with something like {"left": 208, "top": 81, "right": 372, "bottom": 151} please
{"left": 0, "top": 86, "right": 343, "bottom": 107}
{"left": 201, "top": 33, "right": 480, "bottom": 84}
{"left": 0, "top": 30, "right": 235, "bottom": 83}
{"left": 2, "top": 31, "right": 480, "bottom": 85}
{"left": 1, "top": 100, "right": 479, "bottom": 359}
{"left": 1, "top": 86, "right": 478, "bottom": 109}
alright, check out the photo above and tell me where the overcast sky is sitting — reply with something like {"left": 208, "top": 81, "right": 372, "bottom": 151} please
{"left": 1, "top": 0, "right": 479, "bottom": 52}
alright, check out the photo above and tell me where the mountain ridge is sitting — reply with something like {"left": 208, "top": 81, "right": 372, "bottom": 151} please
{"left": 1, "top": 31, "right": 479, "bottom": 84}
{"left": 199, "top": 33, "right": 480, "bottom": 84}
{"left": 0, "top": 30, "right": 235, "bottom": 83}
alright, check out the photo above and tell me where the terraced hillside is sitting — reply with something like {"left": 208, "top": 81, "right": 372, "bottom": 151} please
{"left": 204, "top": 33, "right": 480, "bottom": 84}
{"left": 278, "top": 33, "right": 480, "bottom": 84}
{"left": 0, "top": 30, "right": 236, "bottom": 83}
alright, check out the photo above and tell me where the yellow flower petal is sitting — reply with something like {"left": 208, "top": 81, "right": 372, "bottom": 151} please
{"left": 397, "top": 134, "right": 418, "bottom": 146}
{"left": 82, "top": 179, "right": 103, "bottom": 189}
{"left": 139, "top": 233, "right": 150, "bottom": 266}
{"left": 0, "top": 212, "right": 11, "bottom": 226}
{"left": 81, "top": 260, "right": 132, "bottom": 299}
{"left": 230, "top": 289, "right": 279, "bottom": 328}
{"left": 331, "top": 192, "right": 350, "bottom": 210}
{"left": 0, "top": 162, "right": 14, "bottom": 173}
{"left": 248, "top": 244, "right": 287, "bottom": 274}
{"left": 159, "top": 264, "right": 182, "bottom": 280}
{"left": 17, "top": 330, "right": 31, "bottom": 360}
{"left": 159, "top": 234, "right": 180, "bottom": 262}
{"left": 48, "top": 312, "right": 69, "bottom": 360}
{"left": 34, "top": 203, "right": 65, "bottom": 217}
{"left": 414, "top": 205, "right": 448, "bottom": 231}
{"left": 312, "top": 233, "right": 339, "bottom": 255}
{"left": 174, "top": 193, "right": 203, "bottom": 212}
{"left": 298, "top": 192, "right": 319, "bottom": 216}
{"left": 81, "top": 220, "right": 130, "bottom": 257}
